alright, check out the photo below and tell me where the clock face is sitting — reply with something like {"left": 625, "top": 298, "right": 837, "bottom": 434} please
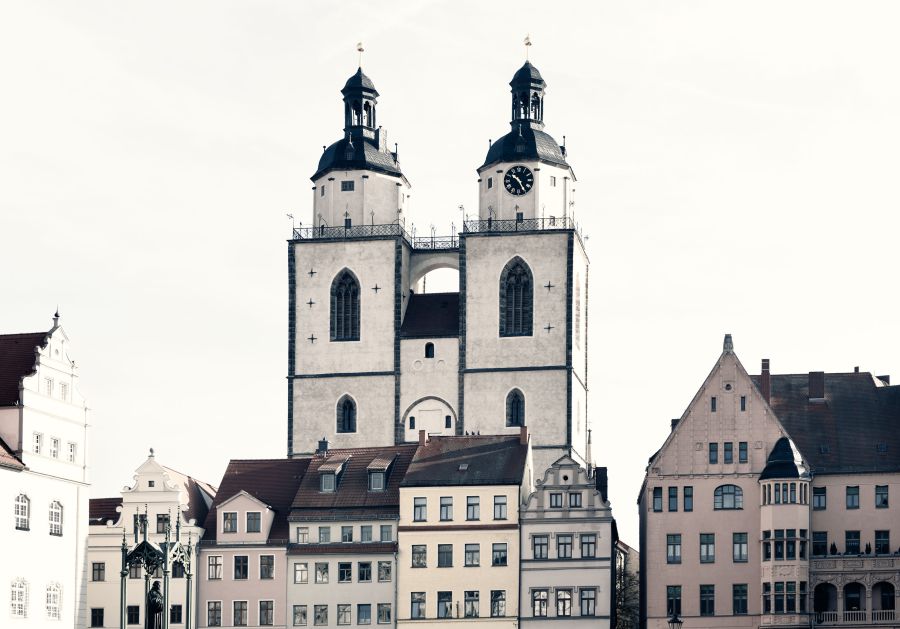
{"left": 504, "top": 165, "right": 534, "bottom": 196}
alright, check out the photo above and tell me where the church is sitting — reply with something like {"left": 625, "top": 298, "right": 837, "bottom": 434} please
{"left": 287, "top": 58, "right": 590, "bottom": 475}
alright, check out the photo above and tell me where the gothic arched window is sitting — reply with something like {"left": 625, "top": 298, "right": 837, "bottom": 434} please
{"left": 331, "top": 270, "right": 360, "bottom": 341}
{"left": 14, "top": 494, "right": 29, "bottom": 531}
{"left": 499, "top": 257, "right": 533, "bottom": 337}
{"left": 49, "top": 501, "right": 63, "bottom": 536}
{"left": 714, "top": 484, "right": 743, "bottom": 510}
{"left": 337, "top": 396, "right": 357, "bottom": 433}
{"left": 506, "top": 389, "right": 525, "bottom": 427}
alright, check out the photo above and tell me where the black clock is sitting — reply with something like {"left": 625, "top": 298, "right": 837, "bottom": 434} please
{"left": 504, "top": 165, "right": 534, "bottom": 196}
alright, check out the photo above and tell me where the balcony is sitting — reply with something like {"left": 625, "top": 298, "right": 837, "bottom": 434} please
{"left": 814, "top": 610, "right": 896, "bottom": 624}
{"left": 291, "top": 223, "right": 460, "bottom": 250}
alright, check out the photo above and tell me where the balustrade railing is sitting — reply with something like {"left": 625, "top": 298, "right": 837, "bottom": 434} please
{"left": 815, "top": 611, "right": 838, "bottom": 623}
{"left": 292, "top": 223, "right": 459, "bottom": 250}
{"left": 873, "top": 610, "right": 896, "bottom": 622}
{"left": 462, "top": 216, "right": 576, "bottom": 234}
{"left": 843, "top": 611, "right": 867, "bottom": 623}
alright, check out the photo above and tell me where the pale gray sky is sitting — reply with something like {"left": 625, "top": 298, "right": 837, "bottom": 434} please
{"left": 2, "top": 1, "right": 899, "bottom": 542}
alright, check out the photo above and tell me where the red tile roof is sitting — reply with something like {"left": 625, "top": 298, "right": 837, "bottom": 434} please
{"left": 287, "top": 542, "right": 397, "bottom": 555}
{"left": 89, "top": 498, "right": 123, "bottom": 525}
{"left": 0, "top": 436, "right": 24, "bottom": 471}
{"left": 401, "top": 435, "right": 528, "bottom": 487}
{"left": 0, "top": 332, "right": 48, "bottom": 407}
{"left": 203, "top": 458, "right": 310, "bottom": 543}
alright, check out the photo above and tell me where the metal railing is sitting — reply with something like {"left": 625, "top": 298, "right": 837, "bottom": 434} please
{"left": 462, "top": 216, "right": 577, "bottom": 234}
{"left": 292, "top": 223, "right": 460, "bottom": 251}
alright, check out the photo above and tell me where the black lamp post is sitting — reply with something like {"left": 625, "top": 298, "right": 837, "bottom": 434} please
{"left": 667, "top": 613, "right": 684, "bottom": 629}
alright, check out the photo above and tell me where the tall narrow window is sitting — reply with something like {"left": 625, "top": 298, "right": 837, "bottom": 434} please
{"left": 49, "top": 501, "right": 63, "bottom": 536}
{"left": 15, "top": 494, "right": 30, "bottom": 530}
{"left": 506, "top": 389, "right": 525, "bottom": 427}
{"left": 11, "top": 578, "right": 28, "bottom": 618}
{"left": 574, "top": 275, "right": 581, "bottom": 348}
{"left": 336, "top": 395, "right": 356, "bottom": 433}
{"left": 424, "top": 343, "right": 434, "bottom": 358}
{"left": 46, "top": 582, "right": 61, "bottom": 619}
{"left": 330, "top": 270, "right": 360, "bottom": 341}
{"left": 499, "top": 257, "right": 533, "bottom": 337}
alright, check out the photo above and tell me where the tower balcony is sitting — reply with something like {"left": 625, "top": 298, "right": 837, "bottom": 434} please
{"left": 292, "top": 223, "right": 459, "bottom": 251}
{"left": 461, "top": 215, "right": 579, "bottom": 235}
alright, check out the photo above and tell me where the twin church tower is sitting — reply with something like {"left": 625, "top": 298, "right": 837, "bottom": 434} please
{"left": 288, "top": 59, "right": 589, "bottom": 474}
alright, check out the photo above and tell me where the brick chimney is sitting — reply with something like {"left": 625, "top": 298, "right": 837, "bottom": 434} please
{"left": 595, "top": 467, "right": 609, "bottom": 502}
{"left": 316, "top": 437, "right": 329, "bottom": 456}
{"left": 809, "top": 371, "right": 825, "bottom": 400}
{"left": 520, "top": 425, "right": 529, "bottom": 445}
{"left": 760, "top": 359, "right": 771, "bottom": 403}
{"left": 670, "top": 418, "right": 680, "bottom": 432}
{"left": 418, "top": 429, "right": 427, "bottom": 446}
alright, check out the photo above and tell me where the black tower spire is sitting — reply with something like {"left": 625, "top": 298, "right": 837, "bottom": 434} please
{"left": 509, "top": 61, "right": 545, "bottom": 129}
{"left": 341, "top": 67, "right": 378, "bottom": 141}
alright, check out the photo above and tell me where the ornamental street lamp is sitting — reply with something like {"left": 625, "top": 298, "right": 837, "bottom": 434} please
{"left": 667, "top": 613, "right": 684, "bottom": 629}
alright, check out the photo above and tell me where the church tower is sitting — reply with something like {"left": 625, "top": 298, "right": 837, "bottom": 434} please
{"left": 289, "top": 60, "right": 589, "bottom": 475}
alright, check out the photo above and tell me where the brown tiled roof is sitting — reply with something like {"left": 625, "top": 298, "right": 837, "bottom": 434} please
{"left": 367, "top": 454, "right": 397, "bottom": 471}
{"left": 402, "top": 435, "right": 528, "bottom": 487}
{"left": 162, "top": 466, "right": 217, "bottom": 527}
{"left": 288, "top": 542, "right": 397, "bottom": 555}
{"left": 0, "top": 436, "right": 24, "bottom": 471}
{"left": 203, "top": 458, "right": 310, "bottom": 543}
{"left": 290, "top": 507, "right": 398, "bottom": 521}
{"left": 290, "top": 445, "right": 417, "bottom": 517}
{"left": 318, "top": 456, "right": 351, "bottom": 473}
{"left": 89, "top": 497, "right": 123, "bottom": 525}
{"left": 400, "top": 293, "right": 459, "bottom": 338}
{"left": 0, "top": 332, "right": 48, "bottom": 407}
{"left": 751, "top": 372, "right": 900, "bottom": 474}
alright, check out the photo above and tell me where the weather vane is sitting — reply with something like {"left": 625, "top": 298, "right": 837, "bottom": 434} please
{"left": 524, "top": 34, "right": 532, "bottom": 60}
{"left": 356, "top": 42, "right": 364, "bottom": 67}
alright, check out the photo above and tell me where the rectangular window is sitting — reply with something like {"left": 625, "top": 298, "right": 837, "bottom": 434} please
{"left": 234, "top": 601, "right": 248, "bottom": 627}
{"left": 413, "top": 497, "right": 427, "bottom": 521}
{"left": 336, "top": 604, "right": 350, "bottom": 626}
{"left": 208, "top": 602, "right": 222, "bottom": 627}
{"left": 341, "top": 180, "right": 354, "bottom": 191}
{"left": 320, "top": 473, "right": 335, "bottom": 492}
{"left": 569, "top": 492, "right": 582, "bottom": 508}
{"left": 846, "top": 486, "right": 859, "bottom": 509}
{"left": 296, "top": 527, "right": 309, "bottom": 543}
{"left": 812, "top": 531, "right": 827, "bottom": 556}
{"left": 724, "top": 442, "right": 733, "bottom": 464}
{"left": 293, "top": 605, "right": 307, "bottom": 626}
{"left": 876, "top": 485, "right": 889, "bottom": 508}
{"left": 709, "top": 443, "right": 718, "bottom": 464}
{"left": 338, "top": 562, "right": 352, "bottom": 583}
{"left": 492, "top": 542, "right": 508, "bottom": 566}
{"left": 91, "top": 609, "right": 105, "bottom": 627}
{"left": 774, "top": 529, "right": 784, "bottom": 560}
{"left": 684, "top": 486, "right": 693, "bottom": 511}
{"left": 813, "top": 487, "right": 826, "bottom": 510}
{"left": 733, "top": 533, "right": 748, "bottom": 562}
{"left": 412, "top": 545, "right": 427, "bottom": 568}
{"left": 357, "top": 604, "right": 371, "bottom": 625}
{"left": 129, "top": 563, "right": 141, "bottom": 579}
{"left": 314, "top": 605, "right": 327, "bottom": 626}
{"left": 667, "top": 534, "right": 681, "bottom": 564}
{"left": 491, "top": 591, "right": 506, "bottom": 617}
{"left": 246, "top": 512, "right": 261, "bottom": 533}
{"left": 155, "top": 513, "right": 169, "bottom": 534}
{"left": 44, "top": 377, "right": 53, "bottom": 395}
{"left": 223, "top": 512, "right": 237, "bottom": 533}
{"left": 33, "top": 432, "right": 42, "bottom": 454}
{"left": 668, "top": 487, "right": 678, "bottom": 511}
{"left": 581, "top": 534, "right": 597, "bottom": 558}
{"left": 260, "top": 555, "right": 274, "bottom": 579}
{"left": 368, "top": 471, "right": 384, "bottom": 491}
{"left": 440, "top": 496, "right": 453, "bottom": 521}
{"left": 533, "top": 535, "right": 548, "bottom": 559}
{"left": 465, "top": 543, "right": 480, "bottom": 566}
{"left": 377, "top": 604, "right": 391, "bottom": 624}
{"left": 739, "top": 441, "right": 748, "bottom": 463}
{"left": 556, "top": 590, "right": 573, "bottom": 617}
{"left": 208, "top": 556, "right": 222, "bottom": 580}
{"left": 377, "top": 561, "right": 392, "bottom": 582}
{"left": 467, "top": 496, "right": 480, "bottom": 520}
{"left": 358, "top": 561, "right": 372, "bottom": 582}
{"left": 875, "top": 530, "right": 890, "bottom": 554}
{"left": 580, "top": 588, "right": 596, "bottom": 616}
{"left": 438, "top": 544, "right": 453, "bottom": 567}
{"left": 786, "top": 582, "right": 796, "bottom": 613}
{"left": 494, "top": 495, "right": 508, "bottom": 519}
{"left": 740, "top": 395, "right": 746, "bottom": 411}
{"left": 763, "top": 583, "right": 772, "bottom": 613}
{"left": 172, "top": 562, "right": 184, "bottom": 579}
{"left": 437, "top": 592, "right": 452, "bottom": 618}
{"left": 845, "top": 530, "right": 860, "bottom": 554}
{"left": 360, "top": 525, "right": 372, "bottom": 542}
{"left": 318, "top": 526, "right": 330, "bottom": 543}
{"left": 786, "top": 528, "right": 796, "bottom": 559}
{"left": 320, "top": 185, "right": 325, "bottom": 197}
{"left": 315, "top": 562, "right": 329, "bottom": 584}
{"left": 294, "top": 562, "right": 308, "bottom": 584}
{"left": 233, "top": 556, "right": 248, "bottom": 580}
{"left": 259, "top": 602, "right": 274, "bottom": 627}
{"left": 557, "top": 535, "right": 573, "bottom": 559}
{"left": 700, "top": 584, "right": 715, "bottom": 616}
{"left": 92, "top": 562, "right": 105, "bottom": 581}
{"left": 550, "top": 176, "right": 557, "bottom": 187}
{"left": 487, "top": 177, "right": 493, "bottom": 189}
{"left": 410, "top": 593, "right": 425, "bottom": 620}
{"left": 532, "top": 590, "right": 548, "bottom": 617}
{"left": 67, "top": 442, "right": 77, "bottom": 463}
{"left": 550, "top": 492, "right": 563, "bottom": 508}
{"left": 127, "top": 605, "right": 140, "bottom": 624}
{"left": 652, "top": 487, "right": 662, "bottom": 512}
{"left": 711, "top": 396, "right": 717, "bottom": 412}
{"left": 800, "top": 582, "right": 807, "bottom": 613}
{"left": 50, "top": 437, "right": 59, "bottom": 458}
{"left": 341, "top": 526, "right": 353, "bottom": 542}
{"left": 464, "top": 591, "right": 479, "bottom": 618}
{"left": 790, "top": 483, "right": 797, "bottom": 503}
{"left": 700, "top": 533, "right": 715, "bottom": 563}
{"left": 666, "top": 586, "right": 681, "bottom": 616}
{"left": 733, "top": 584, "right": 748, "bottom": 615}
{"left": 380, "top": 525, "right": 392, "bottom": 542}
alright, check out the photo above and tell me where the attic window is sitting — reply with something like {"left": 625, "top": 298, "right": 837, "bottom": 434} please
{"left": 321, "top": 472, "right": 336, "bottom": 493}
{"left": 458, "top": 464, "right": 469, "bottom": 472}
{"left": 369, "top": 471, "right": 385, "bottom": 492}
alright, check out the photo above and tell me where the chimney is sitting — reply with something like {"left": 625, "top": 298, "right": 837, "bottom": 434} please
{"left": 316, "top": 437, "right": 329, "bottom": 456}
{"left": 854, "top": 366, "right": 859, "bottom": 373}
{"left": 760, "top": 359, "right": 771, "bottom": 403}
{"left": 418, "top": 429, "right": 427, "bottom": 446}
{"left": 520, "top": 425, "right": 529, "bottom": 445}
{"left": 595, "top": 467, "right": 609, "bottom": 502}
{"left": 809, "top": 371, "right": 825, "bottom": 400}
{"left": 670, "top": 418, "right": 680, "bottom": 432}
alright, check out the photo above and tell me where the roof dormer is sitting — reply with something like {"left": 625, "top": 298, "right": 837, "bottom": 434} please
{"left": 318, "top": 456, "right": 350, "bottom": 493}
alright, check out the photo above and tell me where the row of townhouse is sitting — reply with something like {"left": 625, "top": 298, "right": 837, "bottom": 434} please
{"left": 99, "top": 429, "right": 616, "bottom": 629}
{"left": 640, "top": 335, "right": 900, "bottom": 629}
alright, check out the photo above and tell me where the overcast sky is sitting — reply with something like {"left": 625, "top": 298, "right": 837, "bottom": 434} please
{"left": 3, "top": 1, "right": 900, "bottom": 542}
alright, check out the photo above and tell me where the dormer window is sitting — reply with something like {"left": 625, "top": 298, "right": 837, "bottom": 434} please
{"left": 369, "top": 471, "right": 385, "bottom": 492}
{"left": 321, "top": 472, "right": 336, "bottom": 492}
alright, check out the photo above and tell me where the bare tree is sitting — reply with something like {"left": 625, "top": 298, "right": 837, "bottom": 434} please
{"left": 615, "top": 552, "right": 640, "bottom": 629}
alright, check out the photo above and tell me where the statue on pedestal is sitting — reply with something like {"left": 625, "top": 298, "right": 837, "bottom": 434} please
{"left": 147, "top": 581, "right": 164, "bottom": 629}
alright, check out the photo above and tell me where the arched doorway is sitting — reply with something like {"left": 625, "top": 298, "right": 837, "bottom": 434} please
{"left": 873, "top": 582, "right": 895, "bottom": 621}
{"left": 814, "top": 583, "right": 837, "bottom": 622}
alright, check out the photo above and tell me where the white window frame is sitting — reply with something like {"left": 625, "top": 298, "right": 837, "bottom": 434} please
{"left": 11, "top": 578, "right": 28, "bottom": 618}
{"left": 46, "top": 582, "right": 61, "bottom": 619}
{"left": 15, "top": 494, "right": 31, "bottom": 530}
{"left": 67, "top": 442, "right": 77, "bottom": 463}
{"left": 49, "top": 501, "right": 63, "bottom": 536}
{"left": 33, "top": 432, "right": 43, "bottom": 455}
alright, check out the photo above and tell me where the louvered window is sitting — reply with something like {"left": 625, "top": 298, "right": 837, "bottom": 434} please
{"left": 499, "top": 258, "right": 533, "bottom": 337}
{"left": 330, "top": 270, "right": 360, "bottom": 341}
